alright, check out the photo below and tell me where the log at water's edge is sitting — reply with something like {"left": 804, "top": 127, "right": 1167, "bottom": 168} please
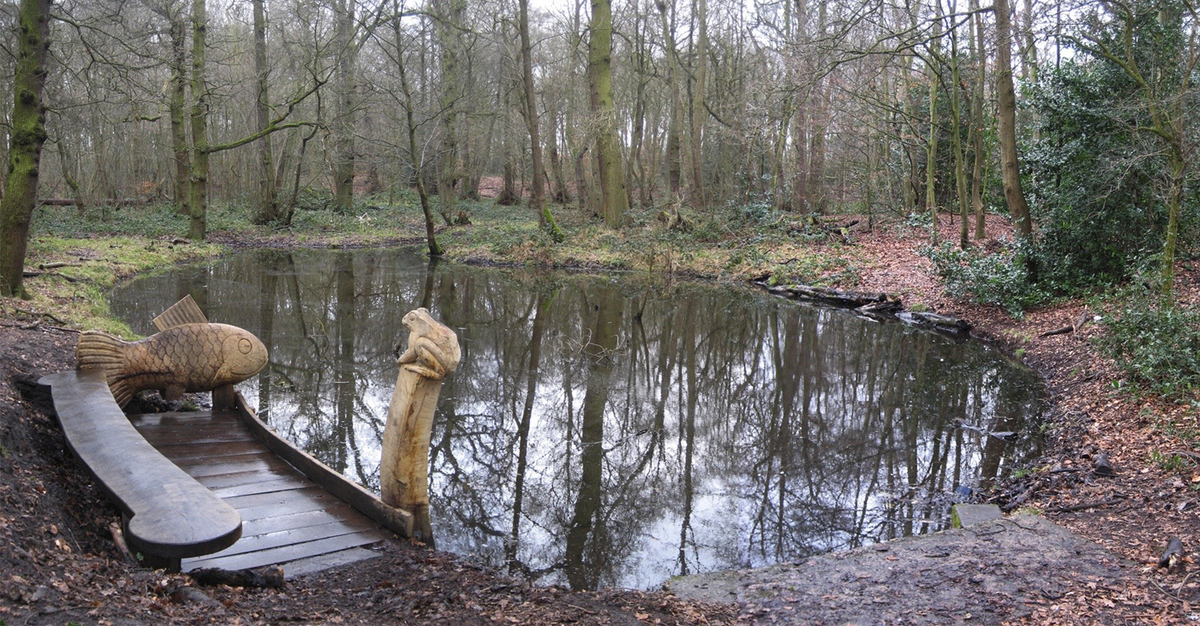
{"left": 756, "top": 280, "right": 972, "bottom": 336}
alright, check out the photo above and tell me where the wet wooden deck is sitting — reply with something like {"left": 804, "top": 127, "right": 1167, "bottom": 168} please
{"left": 129, "top": 409, "right": 391, "bottom": 575}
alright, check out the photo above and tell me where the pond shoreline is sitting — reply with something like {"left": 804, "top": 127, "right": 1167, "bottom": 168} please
{"left": 3, "top": 217, "right": 1198, "bottom": 622}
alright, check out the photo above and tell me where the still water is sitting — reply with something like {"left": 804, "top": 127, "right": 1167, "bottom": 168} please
{"left": 109, "top": 247, "right": 1045, "bottom": 590}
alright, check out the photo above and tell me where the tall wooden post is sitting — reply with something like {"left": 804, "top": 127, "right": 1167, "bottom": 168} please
{"left": 379, "top": 308, "right": 460, "bottom": 545}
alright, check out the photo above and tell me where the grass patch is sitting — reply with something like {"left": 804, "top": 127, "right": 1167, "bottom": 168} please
{"left": 9, "top": 235, "right": 223, "bottom": 335}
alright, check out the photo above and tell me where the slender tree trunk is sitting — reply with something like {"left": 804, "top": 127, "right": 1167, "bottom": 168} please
{"left": 55, "top": 138, "right": 86, "bottom": 215}
{"left": 332, "top": 0, "right": 356, "bottom": 212}
{"left": 0, "top": 0, "right": 52, "bottom": 298}
{"left": 1162, "top": 145, "right": 1183, "bottom": 294}
{"left": 658, "top": 0, "right": 683, "bottom": 199}
{"left": 518, "top": 0, "right": 562, "bottom": 239}
{"left": 251, "top": 0, "right": 278, "bottom": 224}
{"left": 588, "top": 0, "right": 629, "bottom": 227}
{"left": 689, "top": 0, "right": 707, "bottom": 206}
{"left": 546, "top": 102, "right": 570, "bottom": 203}
{"left": 168, "top": 14, "right": 190, "bottom": 218}
{"left": 949, "top": 12, "right": 969, "bottom": 249}
{"left": 971, "top": 0, "right": 986, "bottom": 240}
{"left": 393, "top": 5, "right": 442, "bottom": 256}
{"left": 994, "top": 0, "right": 1032, "bottom": 238}
{"left": 925, "top": 20, "right": 940, "bottom": 244}
{"left": 187, "top": 0, "right": 210, "bottom": 241}
{"left": 436, "top": 0, "right": 465, "bottom": 223}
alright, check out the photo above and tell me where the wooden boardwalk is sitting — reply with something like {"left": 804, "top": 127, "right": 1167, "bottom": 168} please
{"left": 129, "top": 409, "right": 391, "bottom": 575}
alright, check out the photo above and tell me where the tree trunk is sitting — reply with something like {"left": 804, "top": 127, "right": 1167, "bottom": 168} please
{"left": 187, "top": 0, "right": 210, "bottom": 241}
{"left": 332, "top": 0, "right": 356, "bottom": 213}
{"left": 392, "top": 5, "right": 442, "bottom": 257}
{"left": 169, "top": 14, "right": 190, "bottom": 218}
{"left": 251, "top": 0, "right": 278, "bottom": 224}
{"left": 925, "top": 17, "right": 941, "bottom": 244}
{"left": 546, "top": 101, "right": 570, "bottom": 203}
{"left": 518, "top": 0, "right": 561, "bottom": 239}
{"left": 1162, "top": 146, "right": 1183, "bottom": 294}
{"left": 971, "top": 0, "right": 986, "bottom": 240}
{"left": 659, "top": 0, "right": 683, "bottom": 199}
{"left": 0, "top": 0, "right": 52, "bottom": 298}
{"left": 994, "top": 0, "right": 1032, "bottom": 238}
{"left": 588, "top": 0, "right": 630, "bottom": 227}
{"left": 950, "top": 18, "right": 969, "bottom": 249}
{"left": 688, "top": 0, "right": 707, "bottom": 206}
{"left": 436, "top": 0, "right": 465, "bottom": 224}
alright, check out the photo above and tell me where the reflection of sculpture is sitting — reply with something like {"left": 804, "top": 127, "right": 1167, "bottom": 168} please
{"left": 380, "top": 308, "right": 460, "bottom": 544}
{"left": 76, "top": 295, "right": 268, "bottom": 407}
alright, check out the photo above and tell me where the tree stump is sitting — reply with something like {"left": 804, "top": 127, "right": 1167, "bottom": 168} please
{"left": 379, "top": 308, "right": 460, "bottom": 546}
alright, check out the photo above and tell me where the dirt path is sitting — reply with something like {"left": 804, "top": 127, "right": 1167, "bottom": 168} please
{"left": 667, "top": 515, "right": 1132, "bottom": 624}
{"left": 824, "top": 220, "right": 1200, "bottom": 623}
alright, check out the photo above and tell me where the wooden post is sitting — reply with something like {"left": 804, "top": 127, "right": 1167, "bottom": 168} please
{"left": 380, "top": 308, "right": 460, "bottom": 545}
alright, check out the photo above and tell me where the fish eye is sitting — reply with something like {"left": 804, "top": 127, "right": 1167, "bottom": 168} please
{"left": 239, "top": 338, "right": 253, "bottom": 354}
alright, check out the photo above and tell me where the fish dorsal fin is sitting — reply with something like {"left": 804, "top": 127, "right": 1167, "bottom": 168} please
{"left": 152, "top": 294, "right": 209, "bottom": 331}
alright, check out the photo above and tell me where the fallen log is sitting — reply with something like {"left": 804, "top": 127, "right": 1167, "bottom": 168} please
{"left": 897, "top": 311, "right": 973, "bottom": 335}
{"left": 189, "top": 565, "right": 285, "bottom": 588}
{"left": 22, "top": 270, "right": 81, "bottom": 283}
{"left": 857, "top": 299, "right": 904, "bottom": 316}
{"left": 1039, "top": 309, "right": 1093, "bottom": 338}
{"left": 763, "top": 283, "right": 893, "bottom": 308}
{"left": 1045, "top": 495, "right": 1125, "bottom": 513}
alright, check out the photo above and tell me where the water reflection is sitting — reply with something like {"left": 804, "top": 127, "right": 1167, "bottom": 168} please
{"left": 109, "top": 248, "right": 1044, "bottom": 590}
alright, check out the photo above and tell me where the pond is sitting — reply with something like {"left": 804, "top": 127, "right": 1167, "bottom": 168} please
{"left": 108, "top": 247, "right": 1045, "bottom": 590}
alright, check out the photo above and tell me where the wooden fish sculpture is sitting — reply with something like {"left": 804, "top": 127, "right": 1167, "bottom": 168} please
{"left": 76, "top": 295, "right": 268, "bottom": 407}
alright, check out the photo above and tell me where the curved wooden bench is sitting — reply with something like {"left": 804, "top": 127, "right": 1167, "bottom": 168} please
{"left": 38, "top": 369, "right": 242, "bottom": 570}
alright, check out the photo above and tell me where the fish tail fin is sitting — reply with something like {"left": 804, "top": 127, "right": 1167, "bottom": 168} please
{"left": 76, "top": 331, "right": 134, "bottom": 406}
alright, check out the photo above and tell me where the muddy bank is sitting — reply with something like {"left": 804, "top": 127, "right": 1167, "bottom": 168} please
{"left": 668, "top": 514, "right": 1132, "bottom": 624}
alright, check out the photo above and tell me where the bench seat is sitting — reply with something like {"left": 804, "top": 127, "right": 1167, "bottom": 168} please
{"left": 39, "top": 370, "right": 242, "bottom": 569}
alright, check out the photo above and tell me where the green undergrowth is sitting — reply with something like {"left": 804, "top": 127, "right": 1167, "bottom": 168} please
{"left": 12, "top": 235, "right": 223, "bottom": 335}
{"left": 16, "top": 193, "right": 866, "bottom": 331}
{"left": 1096, "top": 287, "right": 1200, "bottom": 400}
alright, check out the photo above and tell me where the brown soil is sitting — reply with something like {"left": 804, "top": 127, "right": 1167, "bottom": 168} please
{"left": 823, "top": 217, "right": 1200, "bottom": 623}
{"left": 2, "top": 218, "right": 1198, "bottom": 624}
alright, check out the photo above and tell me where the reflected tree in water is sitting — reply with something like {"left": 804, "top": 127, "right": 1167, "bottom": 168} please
{"left": 109, "top": 249, "right": 1045, "bottom": 590}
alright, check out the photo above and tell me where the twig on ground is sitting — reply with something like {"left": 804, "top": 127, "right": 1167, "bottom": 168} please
{"left": 1045, "top": 496, "right": 1125, "bottom": 513}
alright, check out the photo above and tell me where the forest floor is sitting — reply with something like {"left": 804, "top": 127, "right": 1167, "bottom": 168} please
{"left": 2, "top": 201, "right": 1199, "bottom": 623}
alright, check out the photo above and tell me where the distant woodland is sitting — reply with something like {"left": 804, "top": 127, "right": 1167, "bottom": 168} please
{"left": 0, "top": 0, "right": 1197, "bottom": 302}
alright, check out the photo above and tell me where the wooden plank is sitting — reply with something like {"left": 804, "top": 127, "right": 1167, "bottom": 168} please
{"left": 129, "top": 410, "right": 222, "bottom": 424}
{"left": 281, "top": 547, "right": 381, "bottom": 577}
{"left": 131, "top": 416, "right": 247, "bottom": 433}
{"left": 148, "top": 440, "right": 267, "bottom": 462}
{"left": 239, "top": 505, "right": 372, "bottom": 536}
{"left": 193, "top": 466, "right": 306, "bottom": 488}
{"left": 197, "top": 519, "right": 380, "bottom": 559}
{"left": 224, "top": 485, "right": 328, "bottom": 509}
{"left": 38, "top": 370, "right": 242, "bottom": 561}
{"left": 206, "top": 475, "right": 313, "bottom": 498}
{"left": 232, "top": 395, "right": 414, "bottom": 537}
{"left": 137, "top": 428, "right": 258, "bottom": 446}
{"left": 230, "top": 491, "right": 342, "bottom": 521}
{"left": 174, "top": 454, "right": 292, "bottom": 478}
{"left": 182, "top": 530, "right": 390, "bottom": 572}
{"left": 173, "top": 450, "right": 290, "bottom": 471}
